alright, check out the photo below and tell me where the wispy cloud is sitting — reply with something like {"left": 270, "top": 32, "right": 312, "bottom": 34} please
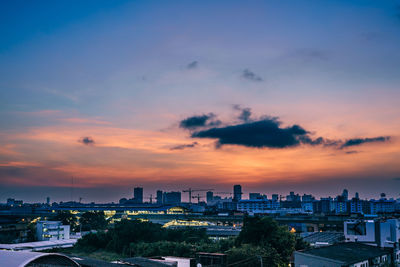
{"left": 242, "top": 69, "right": 263, "bottom": 82}
{"left": 170, "top": 142, "right": 199, "bottom": 150}
{"left": 186, "top": 61, "right": 198, "bottom": 69}
{"left": 341, "top": 137, "right": 390, "bottom": 149}
{"left": 233, "top": 105, "right": 252, "bottom": 122}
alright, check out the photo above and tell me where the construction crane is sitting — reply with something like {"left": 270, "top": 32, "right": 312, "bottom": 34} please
{"left": 144, "top": 194, "right": 153, "bottom": 204}
{"left": 182, "top": 188, "right": 213, "bottom": 203}
{"left": 215, "top": 192, "right": 233, "bottom": 195}
{"left": 192, "top": 194, "right": 204, "bottom": 203}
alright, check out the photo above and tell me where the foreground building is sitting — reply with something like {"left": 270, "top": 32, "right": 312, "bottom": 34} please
{"left": 36, "top": 221, "right": 70, "bottom": 241}
{"left": 0, "top": 250, "right": 79, "bottom": 267}
{"left": 294, "top": 242, "right": 392, "bottom": 267}
{"left": 344, "top": 218, "right": 400, "bottom": 248}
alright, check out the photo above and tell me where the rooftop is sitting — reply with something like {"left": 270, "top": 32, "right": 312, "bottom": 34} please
{"left": 298, "top": 242, "right": 390, "bottom": 264}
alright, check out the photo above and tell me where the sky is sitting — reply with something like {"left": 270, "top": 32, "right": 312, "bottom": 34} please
{"left": 1, "top": 0, "right": 400, "bottom": 203}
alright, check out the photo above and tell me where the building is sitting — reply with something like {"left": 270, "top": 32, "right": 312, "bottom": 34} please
{"left": 133, "top": 187, "right": 144, "bottom": 203}
{"left": 237, "top": 199, "right": 280, "bottom": 214}
{"left": 156, "top": 190, "right": 163, "bottom": 204}
{"left": 206, "top": 191, "right": 214, "bottom": 204}
{"left": 6, "top": 198, "right": 23, "bottom": 206}
{"left": 300, "top": 232, "right": 345, "bottom": 247}
{"left": 349, "top": 198, "right": 370, "bottom": 214}
{"left": 233, "top": 185, "right": 242, "bottom": 202}
{"left": 370, "top": 199, "right": 396, "bottom": 214}
{"left": 301, "top": 202, "right": 314, "bottom": 213}
{"left": 249, "top": 193, "right": 267, "bottom": 200}
{"left": 302, "top": 194, "right": 315, "bottom": 202}
{"left": 0, "top": 239, "right": 77, "bottom": 251}
{"left": 0, "top": 251, "right": 80, "bottom": 267}
{"left": 163, "top": 192, "right": 181, "bottom": 205}
{"left": 314, "top": 197, "right": 334, "bottom": 214}
{"left": 286, "top": 192, "right": 301, "bottom": 202}
{"left": 294, "top": 242, "right": 392, "bottom": 267}
{"left": 342, "top": 189, "right": 349, "bottom": 201}
{"left": 36, "top": 221, "right": 70, "bottom": 241}
{"left": 333, "top": 195, "right": 348, "bottom": 214}
{"left": 344, "top": 218, "right": 400, "bottom": 248}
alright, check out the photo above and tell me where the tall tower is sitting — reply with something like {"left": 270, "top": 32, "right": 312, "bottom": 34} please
{"left": 134, "top": 187, "right": 143, "bottom": 203}
{"left": 206, "top": 191, "right": 214, "bottom": 204}
{"left": 342, "top": 189, "right": 348, "bottom": 201}
{"left": 156, "top": 190, "right": 163, "bottom": 204}
{"left": 233, "top": 185, "right": 242, "bottom": 202}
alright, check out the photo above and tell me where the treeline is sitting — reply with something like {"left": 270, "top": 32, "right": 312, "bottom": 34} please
{"left": 74, "top": 216, "right": 308, "bottom": 266}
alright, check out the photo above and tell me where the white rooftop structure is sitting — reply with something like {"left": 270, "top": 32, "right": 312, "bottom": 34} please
{"left": 0, "top": 250, "right": 79, "bottom": 267}
{"left": 0, "top": 238, "right": 77, "bottom": 251}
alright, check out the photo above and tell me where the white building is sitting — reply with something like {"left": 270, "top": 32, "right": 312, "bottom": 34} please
{"left": 237, "top": 199, "right": 280, "bottom": 214}
{"left": 36, "top": 221, "right": 70, "bottom": 241}
{"left": 344, "top": 218, "right": 400, "bottom": 248}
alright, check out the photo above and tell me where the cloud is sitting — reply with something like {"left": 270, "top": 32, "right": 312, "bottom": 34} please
{"left": 192, "top": 118, "right": 311, "bottom": 148}
{"left": 183, "top": 109, "right": 391, "bottom": 150}
{"left": 393, "top": 177, "right": 400, "bottom": 181}
{"left": 292, "top": 48, "right": 329, "bottom": 62}
{"left": 79, "top": 136, "right": 95, "bottom": 145}
{"left": 242, "top": 69, "right": 263, "bottom": 82}
{"left": 179, "top": 113, "right": 221, "bottom": 130}
{"left": 341, "top": 136, "right": 390, "bottom": 149}
{"left": 186, "top": 61, "right": 198, "bottom": 69}
{"left": 345, "top": 150, "right": 359, "bottom": 154}
{"left": 233, "top": 105, "right": 252, "bottom": 122}
{"left": 170, "top": 142, "right": 199, "bottom": 150}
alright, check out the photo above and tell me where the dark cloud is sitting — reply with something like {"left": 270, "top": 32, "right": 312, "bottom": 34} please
{"left": 341, "top": 136, "right": 390, "bottom": 149}
{"left": 179, "top": 113, "right": 221, "bottom": 130}
{"left": 233, "top": 105, "right": 252, "bottom": 122}
{"left": 345, "top": 151, "right": 359, "bottom": 154}
{"left": 186, "top": 61, "right": 198, "bottom": 69}
{"left": 170, "top": 142, "right": 199, "bottom": 150}
{"left": 242, "top": 69, "right": 263, "bottom": 82}
{"left": 79, "top": 136, "right": 95, "bottom": 145}
{"left": 299, "top": 136, "right": 340, "bottom": 147}
{"left": 184, "top": 111, "right": 391, "bottom": 150}
{"left": 393, "top": 177, "right": 400, "bottom": 181}
{"left": 192, "top": 118, "right": 311, "bottom": 148}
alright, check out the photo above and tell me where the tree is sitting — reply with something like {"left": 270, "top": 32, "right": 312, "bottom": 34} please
{"left": 235, "top": 216, "right": 296, "bottom": 266}
{"left": 54, "top": 211, "right": 78, "bottom": 231}
{"left": 79, "top": 211, "right": 107, "bottom": 231}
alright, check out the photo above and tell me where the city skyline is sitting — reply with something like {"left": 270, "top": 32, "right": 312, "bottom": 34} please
{"left": 1, "top": 1, "right": 400, "bottom": 203}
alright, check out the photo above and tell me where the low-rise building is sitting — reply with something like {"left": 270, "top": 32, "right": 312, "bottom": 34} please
{"left": 36, "top": 221, "right": 70, "bottom": 241}
{"left": 294, "top": 242, "right": 392, "bottom": 267}
{"left": 237, "top": 199, "right": 280, "bottom": 214}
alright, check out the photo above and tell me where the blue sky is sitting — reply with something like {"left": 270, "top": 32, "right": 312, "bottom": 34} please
{"left": 0, "top": 0, "right": 400, "bottom": 202}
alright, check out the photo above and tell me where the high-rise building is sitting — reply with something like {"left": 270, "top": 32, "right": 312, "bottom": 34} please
{"left": 233, "top": 185, "right": 242, "bottom": 202}
{"left": 342, "top": 189, "right": 348, "bottom": 201}
{"left": 206, "top": 191, "right": 214, "bottom": 203}
{"left": 156, "top": 190, "right": 163, "bottom": 204}
{"left": 46, "top": 197, "right": 50, "bottom": 205}
{"left": 134, "top": 187, "right": 143, "bottom": 203}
